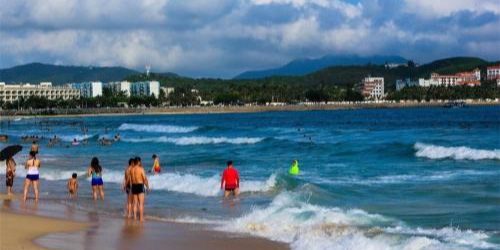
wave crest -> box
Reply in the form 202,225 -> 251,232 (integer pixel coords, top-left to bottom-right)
123,136 -> 264,145
414,143 -> 500,160
118,123 -> 198,133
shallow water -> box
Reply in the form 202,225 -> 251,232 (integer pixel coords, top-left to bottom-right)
1,106 -> 499,250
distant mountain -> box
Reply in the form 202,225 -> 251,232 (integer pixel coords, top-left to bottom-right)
234,55 -> 408,79
0,63 -> 140,85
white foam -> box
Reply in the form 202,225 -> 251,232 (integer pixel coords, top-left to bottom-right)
118,123 -> 198,133
123,136 -> 264,145
415,143 -> 500,161
58,134 -> 97,142
218,192 -> 497,250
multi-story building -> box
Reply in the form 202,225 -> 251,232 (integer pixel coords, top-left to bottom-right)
0,82 -> 80,103
360,77 -> 384,99
160,87 -> 174,96
487,65 -> 500,80
106,81 -> 131,96
130,81 -> 160,97
430,68 -> 480,86
69,81 -> 103,97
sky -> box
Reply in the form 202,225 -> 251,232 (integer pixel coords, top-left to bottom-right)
0,0 -> 499,78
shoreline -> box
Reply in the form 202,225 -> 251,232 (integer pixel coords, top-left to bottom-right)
0,194 -> 289,250
0,100 -> 498,119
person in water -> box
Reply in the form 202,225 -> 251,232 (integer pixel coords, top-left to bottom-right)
123,158 -> 134,218
23,151 -> 41,201
87,157 -> 104,200
130,157 -> 150,221
151,154 -> 161,175
5,156 -> 16,195
31,141 -> 39,155
289,160 -> 300,175
221,161 -> 240,198
72,138 -> 80,146
67,173 -> 78,199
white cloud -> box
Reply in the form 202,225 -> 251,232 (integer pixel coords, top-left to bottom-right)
404,0 -> 500,18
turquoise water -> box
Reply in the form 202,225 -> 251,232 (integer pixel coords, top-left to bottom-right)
1,106 -> 499,250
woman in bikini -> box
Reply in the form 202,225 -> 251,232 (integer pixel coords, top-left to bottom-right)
23,151 -> 41,201
87,157 -> 104,200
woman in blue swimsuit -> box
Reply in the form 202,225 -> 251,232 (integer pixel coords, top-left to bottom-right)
87,157 -> 104,200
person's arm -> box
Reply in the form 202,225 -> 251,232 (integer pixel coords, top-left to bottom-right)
87,167 -> 92,177
142,169 -> 150,192
236,170 -> 240,188
221,170 -> 225,189
67,180 -> 70,189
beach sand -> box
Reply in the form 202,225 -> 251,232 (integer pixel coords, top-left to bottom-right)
0,194 -> 288,250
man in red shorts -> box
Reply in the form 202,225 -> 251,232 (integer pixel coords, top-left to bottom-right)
220,161 -> 240,197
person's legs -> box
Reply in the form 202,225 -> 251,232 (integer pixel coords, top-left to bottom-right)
224,190 -> 231,198
92,186 -> 97,200
133,195 -> 138,220
127,194 -> 133,218
138,193 -> 145,221
23,179 -> 31,201
234,188 -> 239,197
33,180 -> 39,201
99,185 -> 104,200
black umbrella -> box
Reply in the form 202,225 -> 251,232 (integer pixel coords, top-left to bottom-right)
0,145 -> 23,161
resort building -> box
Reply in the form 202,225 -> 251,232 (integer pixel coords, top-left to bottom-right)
69,81 -> 103,97
487,65 -> 500,80
430,68 -> 480,86
106,81 -> 131,96
130,81 -> 160,97
0,82 -> 80,103
360,77 -> 384,99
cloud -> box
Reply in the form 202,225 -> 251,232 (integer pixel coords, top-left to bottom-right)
0,0 -> 498,78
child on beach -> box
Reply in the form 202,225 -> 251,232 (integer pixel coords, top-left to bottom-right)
67,173 -> 78,198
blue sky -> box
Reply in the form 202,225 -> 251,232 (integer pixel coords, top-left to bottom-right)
0,0 -> 499,78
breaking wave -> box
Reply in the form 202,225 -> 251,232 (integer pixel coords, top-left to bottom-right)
118,123 -> 198,133
218,192 -> 497,250
415,143 -> 500,160
123,136 -> 264,145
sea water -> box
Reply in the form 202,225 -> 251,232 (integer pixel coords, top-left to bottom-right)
1,106 -> 499,250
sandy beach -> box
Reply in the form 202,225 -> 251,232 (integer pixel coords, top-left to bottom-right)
0,100 -> 498,119
0,194 -> 288,250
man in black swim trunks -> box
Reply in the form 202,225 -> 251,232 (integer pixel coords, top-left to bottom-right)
130,157 -> 150,221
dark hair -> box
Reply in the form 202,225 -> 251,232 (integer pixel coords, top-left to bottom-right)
72,173 -> 77,178
227,161 -> 233,166
29,151 -> 36,157
33,141 -> 37,144
134,156 -> 141,165
152,154 -> 157,158
91,157 -> 102,173
128,158 -> 134,165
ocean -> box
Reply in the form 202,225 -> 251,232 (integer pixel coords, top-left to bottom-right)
1,106 -> 499,250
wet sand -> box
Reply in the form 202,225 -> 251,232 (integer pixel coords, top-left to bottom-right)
0,194 -> 288,250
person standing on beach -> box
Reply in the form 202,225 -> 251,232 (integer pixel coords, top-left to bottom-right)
123,158 -> 134,218
150,155 -> 161,175
5,157 -> 16,195
23,151 -> 41,201
130,157 -> 150,221
87,157 -> 104,200
31,141 -> 39,155
221,161 -> 240,198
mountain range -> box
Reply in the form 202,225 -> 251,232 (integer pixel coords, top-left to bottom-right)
233,55 -> 408,79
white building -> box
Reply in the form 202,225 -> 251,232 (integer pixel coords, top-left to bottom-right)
0,82 -> 80,103
69,81 -> 102,97
131,81 -> 160,97
107,81 -> 131,96
430,68 -> 480,86
487,65 -> 500,81
360,77 -> 384,100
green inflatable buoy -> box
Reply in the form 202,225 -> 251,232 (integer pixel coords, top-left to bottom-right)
289,160 -> 300,175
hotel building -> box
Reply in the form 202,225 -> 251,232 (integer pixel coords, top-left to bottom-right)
130,81 -> 160,97
360,77 -> 384,99
0,82 -> 80,103
68,81 -> 103,97
487,65 -> 500,80
106,81 -> 131,96
430,68 -> 480,86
